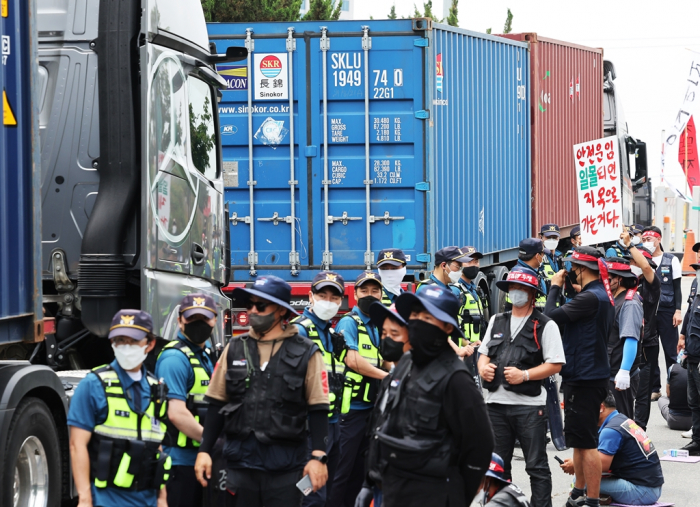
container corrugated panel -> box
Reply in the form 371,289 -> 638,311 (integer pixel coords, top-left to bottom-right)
0,0 -> 42,343
209,20 -> 531,281
501,33 -> 603,235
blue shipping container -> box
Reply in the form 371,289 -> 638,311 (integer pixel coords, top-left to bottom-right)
0,0 -> 42,343
208,19 -> 530,282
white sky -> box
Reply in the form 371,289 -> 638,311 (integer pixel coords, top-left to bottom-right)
351,0 -> 700,186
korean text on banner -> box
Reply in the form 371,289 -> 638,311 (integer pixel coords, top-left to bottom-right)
573,137 -> 622,245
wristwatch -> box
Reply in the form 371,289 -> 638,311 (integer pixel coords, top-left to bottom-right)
310,454 -> 328,464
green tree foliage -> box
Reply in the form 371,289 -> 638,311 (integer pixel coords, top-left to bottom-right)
485,28 -> 492,34
302,0 -> 342,21
412,0 -> 443,22
189,99 -> 215,175
201,0 -> 302,23
445,0 -> 458,26
388,4 -> 397,19
503,8 -> 513,34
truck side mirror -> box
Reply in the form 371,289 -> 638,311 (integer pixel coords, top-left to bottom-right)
632,140 -> 648,192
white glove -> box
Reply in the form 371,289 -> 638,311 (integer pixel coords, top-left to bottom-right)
615,369 -> 631,390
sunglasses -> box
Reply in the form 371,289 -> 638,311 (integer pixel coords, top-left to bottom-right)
244,300 -> 270,312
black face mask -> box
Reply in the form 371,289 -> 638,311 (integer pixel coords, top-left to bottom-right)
567,267 -> 580,287
462,266 -> 480,280
249,312 -> 279,336
408,320 -> 450,366
357,296 -> 378,315
184,320 -> 214,344
380,336 -> 405,362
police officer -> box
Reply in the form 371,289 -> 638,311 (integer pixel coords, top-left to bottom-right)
678,263 -> 700,456
194,276 -> 329,506
329,272 -> 388,507
560,393 -> 664,506
605,225 -> 635,258
376,248 -> 407,305
372,287 -> 494,506
68,310 -> 170,507
642,226 -> 682,400
505,239 -> 547,311
478,266 -> 565,507
292,271 -> 347,507
415,246 -> 472,299
545,247 -> 615,507
155,294 -> 216,507
605,258 -> 644,419
563,226 -> 582,296
478,453 -> 532,507
539,223 -> 563,282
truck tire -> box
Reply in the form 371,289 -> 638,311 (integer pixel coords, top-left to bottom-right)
2,397 -> 62,507
487,265 -> 510,314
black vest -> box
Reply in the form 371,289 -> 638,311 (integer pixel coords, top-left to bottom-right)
608,290 -> 642,377
604,413 -> 664,488
376,350 -> 466,478
491,483 -> 532,507
668,364 -> 690,413
222,334 -> 318,445
482,310 -> 549,397
657,252 -> 676,308
688,278 -> 698,305
638,274 -> 661,344
685,295 -> 700,362
560,281 -> 612,383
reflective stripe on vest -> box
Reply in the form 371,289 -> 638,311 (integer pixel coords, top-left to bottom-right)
158,340 -> 211,448
458,284 -> 483,344
342,313 -> 381,412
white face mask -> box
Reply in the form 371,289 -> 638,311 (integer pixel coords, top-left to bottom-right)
112,343 -> 148,371
509,289 -> 530,308
631,266 -> 643,277
632,236 -> 641,245
643,241 -> 655,252
379,267 -> 407,296
312,298 -> 340,321
447,267 -> 462,284
544,239 -> 559,252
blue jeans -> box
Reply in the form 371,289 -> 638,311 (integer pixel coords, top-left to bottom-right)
600,477 -> 661,505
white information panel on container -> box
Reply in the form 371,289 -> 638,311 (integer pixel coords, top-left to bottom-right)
253,53 -> 289,100
573,136 -> 622,245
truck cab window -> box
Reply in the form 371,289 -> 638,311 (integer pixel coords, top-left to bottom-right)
187,76 -> 218,181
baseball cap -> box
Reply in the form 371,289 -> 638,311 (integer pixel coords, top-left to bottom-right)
496,265 -> 543,294
434,246 -> 472,265
355,271 -> 382,288
377,249 -> 407,268
179,293 -> 217,320
460,246 -> 483,260
540,224 -> 561,238
485,453 -> 509,484
395,286 -> 464,339
518,238 -> 544,256
108,310 -> 154,341
570,225 -> 581,238
231,276 -> 299,317
312,271 -> 345,295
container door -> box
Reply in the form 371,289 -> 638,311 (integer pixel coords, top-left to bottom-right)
218,29 -> 307,278
312,28 -> 426,270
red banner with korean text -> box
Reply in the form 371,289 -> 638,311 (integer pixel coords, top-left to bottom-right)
573,137 -> 622,245
679,116 -> 700,189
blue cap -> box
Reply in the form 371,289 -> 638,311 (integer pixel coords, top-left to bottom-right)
108,310 -> 154,341
570,225 -> 581,238
377,248 -> 407,267
312,271 -> 345,295
460,246 -> 483,260
395,286 -> 464,339
434,246 -> 473,265
540,223 -> 560,237
231,276 -> 300,317
355,271 -> 382,288
179,293 -> 217,320
369,300 -> 408,327
633,224 -> 645,234
496,265 -> 543,294
485,453 -> 509,483
518,238 -> 544,256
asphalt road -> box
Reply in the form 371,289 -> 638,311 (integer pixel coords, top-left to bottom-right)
477,276 -> 696,507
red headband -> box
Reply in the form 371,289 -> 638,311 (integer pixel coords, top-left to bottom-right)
571,252 -> 615,305
506,271 -> 539,287
643,231 -> 661,240
607,262 -> 631,272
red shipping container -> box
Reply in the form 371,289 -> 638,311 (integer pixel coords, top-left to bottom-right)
500,33 -> 603,236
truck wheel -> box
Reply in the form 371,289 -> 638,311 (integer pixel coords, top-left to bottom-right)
2,397 -> 62,507
487,266 -> 509,313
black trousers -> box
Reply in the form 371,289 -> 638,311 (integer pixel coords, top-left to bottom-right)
634,344 -> 660,429
487,403 -> 552,507
167,465 -> 203,507
224,468 -> 303,507
328,409 -> 371,507
303,422 -> 341,507
654,309 -> 679,392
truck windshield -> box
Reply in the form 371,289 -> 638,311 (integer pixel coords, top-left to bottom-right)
188,76 -> 218,181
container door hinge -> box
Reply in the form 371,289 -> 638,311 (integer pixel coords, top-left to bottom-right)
416,253 -> 431,263
414,38 -> 429,47
415,182 -> 430,191
415,110 -> 430,119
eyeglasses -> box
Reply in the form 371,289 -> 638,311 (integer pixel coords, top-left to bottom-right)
244,300 -> 270,312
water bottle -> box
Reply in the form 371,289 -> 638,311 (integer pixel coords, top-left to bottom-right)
663,449 -> 690,458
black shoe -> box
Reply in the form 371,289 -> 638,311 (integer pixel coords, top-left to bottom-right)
681,441 -> 700,456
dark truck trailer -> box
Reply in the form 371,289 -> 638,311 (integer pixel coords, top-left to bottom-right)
0,0 -> 239,505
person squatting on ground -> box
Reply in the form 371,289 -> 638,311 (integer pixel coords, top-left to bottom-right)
478,453 -> 532,507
